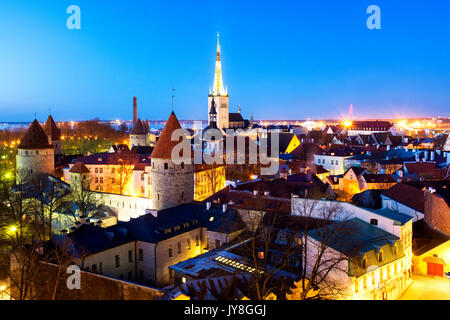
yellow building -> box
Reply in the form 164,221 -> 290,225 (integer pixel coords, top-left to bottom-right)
194,164 -> 226,201
412,219 -> 450,277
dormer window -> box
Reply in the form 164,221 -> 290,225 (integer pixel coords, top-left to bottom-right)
370,219 -> 378,226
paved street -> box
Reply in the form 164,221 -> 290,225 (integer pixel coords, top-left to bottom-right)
400,275 -> 450,300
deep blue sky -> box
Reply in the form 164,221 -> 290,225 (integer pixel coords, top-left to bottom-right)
0,0 -> 449,122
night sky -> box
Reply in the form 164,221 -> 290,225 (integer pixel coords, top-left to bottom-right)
0,0 -> 449,122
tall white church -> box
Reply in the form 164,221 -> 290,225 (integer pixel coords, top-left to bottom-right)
208,33 -> 229,131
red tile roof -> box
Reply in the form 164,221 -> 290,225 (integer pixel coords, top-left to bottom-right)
130,118 -> 148,135
382,183 -> 425,213
69,162 -> 91,174
18,119 -> 53,149
44,115 -> 61,141
151,112 -> 187,159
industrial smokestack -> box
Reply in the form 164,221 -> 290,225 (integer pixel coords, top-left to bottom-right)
133,97 -> 137,125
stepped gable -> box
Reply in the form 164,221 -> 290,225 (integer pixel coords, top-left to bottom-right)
18,119 -> 53,149
69,162 -> 91,174
130,118 -> 147,135
151,112 -> 190,159
44,115 -> 61,140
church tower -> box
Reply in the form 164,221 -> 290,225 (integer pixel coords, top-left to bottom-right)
16,119 -> 55,183
208,33 -> 229,131
150,112 -> 194,211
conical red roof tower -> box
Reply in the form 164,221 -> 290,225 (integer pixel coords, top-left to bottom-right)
151,112 -> 187,159
18,119 -> 53,149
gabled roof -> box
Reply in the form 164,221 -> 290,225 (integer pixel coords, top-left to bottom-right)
413,219 -> 450,256
229,113 -> 244,122
361,174 -> 395,184
69,162 -> 91,174
130,118 -> 148,135
44,115 -> 61,141
18,119 -> 53,149
151,112 -> 186,159
345,166 -> 369,178
382,183 -> 425,213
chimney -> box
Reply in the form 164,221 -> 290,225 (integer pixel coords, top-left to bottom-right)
133,97 -> 137,125
206,202 -> 212,210
222,204 -> 227,212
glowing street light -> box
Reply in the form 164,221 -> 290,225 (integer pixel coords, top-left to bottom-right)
343,120 -> 353,127
9,226 -> 17,233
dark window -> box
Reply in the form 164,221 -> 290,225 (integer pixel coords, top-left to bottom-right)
215,240 -> 221,249
119,274 -> 123,280
100,168 -> 103,173
139,249 -> 144,261
128,272 -> 132,281
92,264 -> 97,273
370,219 -> 378,226
181,162 -> 184,169
164,163 -> 168,170
168,246 -> 173,257
378,252 -> 383,263
187,239 -> 191,250
115,255 -> 120,267
99,262 -> 103,274
128,250 -> 133,263
139,270 -> 144,281
95,168 -> 98,173
177,241 -> 182,254
362,259 -> 367,269
169,268 -> 174,280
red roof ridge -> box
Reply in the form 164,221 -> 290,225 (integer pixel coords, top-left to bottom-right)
44,115 -> 61,141
151,112 -> 188,159
18,119 -> 53,149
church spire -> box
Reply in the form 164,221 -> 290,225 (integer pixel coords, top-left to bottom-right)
212,32 -> 227,96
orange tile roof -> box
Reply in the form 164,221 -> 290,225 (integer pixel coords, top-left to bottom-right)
151,112 -> 189,159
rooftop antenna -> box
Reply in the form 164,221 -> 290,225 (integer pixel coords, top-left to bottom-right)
171,86 -> 176,112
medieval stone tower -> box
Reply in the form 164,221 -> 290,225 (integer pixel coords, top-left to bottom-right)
150,112 -> 194,211
44,115 -> 62,155
130,118 -> 150,148
16,119 -> 55,183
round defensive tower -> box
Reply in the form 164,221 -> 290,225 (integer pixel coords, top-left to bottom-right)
16,119 -> 55,183
150,112 -> 194,211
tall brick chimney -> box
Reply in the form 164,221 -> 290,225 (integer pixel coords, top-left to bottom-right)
133,97 -> 137,125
